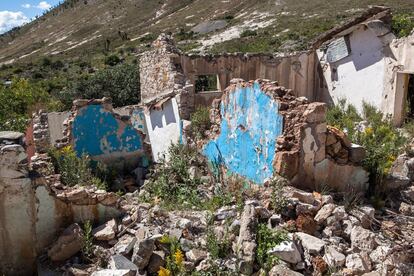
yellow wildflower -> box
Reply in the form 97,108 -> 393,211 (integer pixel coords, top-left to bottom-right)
364,127 -> 373,136
158,267 -> 171,276
61,145 -> 73,154
174,249 -> 184,267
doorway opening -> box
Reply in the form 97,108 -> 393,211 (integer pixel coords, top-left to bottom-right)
406,74 -> 414,120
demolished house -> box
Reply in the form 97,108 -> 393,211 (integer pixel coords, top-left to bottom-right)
2,6 -> 414,275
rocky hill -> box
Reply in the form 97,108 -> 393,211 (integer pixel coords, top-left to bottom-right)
0,0 -> 413,65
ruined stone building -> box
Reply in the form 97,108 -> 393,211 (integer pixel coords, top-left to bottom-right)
140,6 -> 414,126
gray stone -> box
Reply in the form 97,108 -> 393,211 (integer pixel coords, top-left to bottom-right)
147,251 -> 166,275
176,218 -> 192,229
215,206 -> 237,220
191,20 -> 228,34
351,206 -> 375,229
185,249 -> 208,263
114,235 -> 137,255
292,190 -> 315,204
48,223 -> 83,262
295,232 -> 325,254
268,241 -> 302,264
236,204 -> 257,275
350,226 -> 377,251
369,245 -> 391,264
314,203 -> 336,224
132,239 -> 155,269
323,246 -> 346,267
349,144 -> 366,163
0,131 -> 24,142
109,255 -> 139,271
346,253 -> 372,274
269,264 -> 304,275
91,270 -> 134,276
93,219 -> 117,241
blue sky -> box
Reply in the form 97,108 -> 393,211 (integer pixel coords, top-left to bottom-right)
0,0 -> 61,34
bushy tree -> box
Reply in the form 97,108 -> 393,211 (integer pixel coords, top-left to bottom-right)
59,63 -> 140,109
0,79 -> 56,132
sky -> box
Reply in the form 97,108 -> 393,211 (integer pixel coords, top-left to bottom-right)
0,0 -> 61,34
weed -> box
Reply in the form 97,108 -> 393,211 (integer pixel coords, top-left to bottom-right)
206,227 -> 232,260
240,30 -> 258,38
82,220 -> 93,258
158,235 -> 184,275
270,176 -> 288,214
189,106 -> 211,140
49,146 -> 94,187
327,100 -> 406,195
392,13 -> 414,38
256,224 -> 288,272
145,143 -> 202,208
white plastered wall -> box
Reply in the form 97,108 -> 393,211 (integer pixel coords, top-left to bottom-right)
144,97 -> 182,162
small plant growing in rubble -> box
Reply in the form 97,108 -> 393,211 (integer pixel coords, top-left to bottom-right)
49,146 -> 93,187
158,235 -> 184,275
189,106 -> 211,140
145,143 -> 202,209
206,225 -> 232,260
327,100 -> 406,195
392,13 -> 414,38
82,220 -> 94,259
256,224 -> 288,272
270,176 -> 288,214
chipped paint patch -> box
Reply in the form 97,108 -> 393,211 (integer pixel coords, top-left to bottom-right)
204,82 -> 283,184
72,105 -> 143,157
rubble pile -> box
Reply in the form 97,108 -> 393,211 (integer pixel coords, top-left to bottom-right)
42,176 -> 414,276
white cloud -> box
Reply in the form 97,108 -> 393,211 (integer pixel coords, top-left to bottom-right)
36,1 -> 52,10
21,4 -> 32,9
0,11 -> 29,34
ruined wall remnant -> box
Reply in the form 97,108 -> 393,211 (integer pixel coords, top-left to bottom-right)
140,34 -> 194,120
0,132 -> 36,275
144,96 -> 183,162
68,98 -> 150,169
204,79 -> 369,192
0,131 -> 125,275
204,80 -> 284,183
139,34 -> 321,120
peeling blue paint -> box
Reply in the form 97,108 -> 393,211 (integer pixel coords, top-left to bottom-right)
73,105 -> 143,157
203,82 -> 283,184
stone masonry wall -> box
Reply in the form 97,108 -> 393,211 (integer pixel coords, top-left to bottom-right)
204,79 -> 368,192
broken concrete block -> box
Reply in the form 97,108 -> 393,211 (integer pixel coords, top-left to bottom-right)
93,219 -> 117,241
295,232 -> 325,254
48,223 -> 83,262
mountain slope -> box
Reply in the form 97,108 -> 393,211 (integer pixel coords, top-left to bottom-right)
0,0 -> 413,64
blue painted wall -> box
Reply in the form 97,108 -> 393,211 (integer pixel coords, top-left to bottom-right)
73,105 -> 143,157
203,82 -> 284,184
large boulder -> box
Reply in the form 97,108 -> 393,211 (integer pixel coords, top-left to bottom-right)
92,219 -> 117,241
48,223 -> 83,262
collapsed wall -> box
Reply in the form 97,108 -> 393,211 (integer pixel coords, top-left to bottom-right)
203,79 -> 368,192
139,34 -> 323,119
0,131 -> 125,275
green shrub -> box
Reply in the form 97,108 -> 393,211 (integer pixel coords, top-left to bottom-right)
256,224 -> 288,271
104,54 -> 121,66
392,13 -> 414,38
270,176 -> 288,213
240,30 -> 258,38
82,220 -> 93,258
189,106 -> 211,140
327,101 -> 406,192
49,146 -> 94,187
144,144 -> 202,208
206,226 -> 232,260
0,78 -> 56,132
59,63 -> 140,109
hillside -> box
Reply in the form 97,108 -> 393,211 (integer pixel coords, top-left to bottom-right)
0,0 -> 414,65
